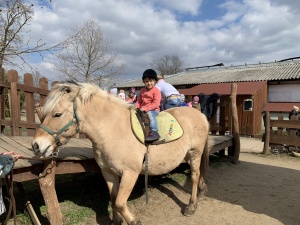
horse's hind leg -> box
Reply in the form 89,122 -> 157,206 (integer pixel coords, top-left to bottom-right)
184,148 -> 201,216
198,176 -> 208,200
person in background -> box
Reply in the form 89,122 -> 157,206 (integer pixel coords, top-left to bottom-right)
188,96 -> 199,107
109,88 -> 118,96
180,94 -> 188,106
288,105 -> 299,119
118,89 -> 126,100
288,105 -> 300,137
126,87 -> 137,103
136,69 -> 161,142
156,74 -> 181,110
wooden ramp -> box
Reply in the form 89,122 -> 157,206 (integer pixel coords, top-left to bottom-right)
0,134 -> 234,182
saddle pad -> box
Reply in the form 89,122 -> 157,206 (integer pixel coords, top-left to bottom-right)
130,109 -> 183,144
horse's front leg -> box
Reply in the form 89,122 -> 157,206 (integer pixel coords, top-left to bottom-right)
101,169 -> 123,225
184,149 -> 201,216
115,171 -> 141,225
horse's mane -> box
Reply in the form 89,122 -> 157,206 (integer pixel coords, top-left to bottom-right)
42,81 -> 135,118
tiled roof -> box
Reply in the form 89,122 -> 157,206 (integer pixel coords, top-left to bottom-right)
116,61 -> 300,88
179,81 -> 267,96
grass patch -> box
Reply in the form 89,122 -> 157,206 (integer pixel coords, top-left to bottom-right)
61,201 -> 94,225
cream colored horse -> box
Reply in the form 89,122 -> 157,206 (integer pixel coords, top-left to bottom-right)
32,82 -> 210,225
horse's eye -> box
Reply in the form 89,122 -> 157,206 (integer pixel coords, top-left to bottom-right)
54,113 -> 62,118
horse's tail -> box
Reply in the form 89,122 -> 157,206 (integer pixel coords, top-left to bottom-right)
200,133 -> 209,178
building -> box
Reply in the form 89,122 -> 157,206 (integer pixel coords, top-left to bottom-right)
116,60 -> 300,136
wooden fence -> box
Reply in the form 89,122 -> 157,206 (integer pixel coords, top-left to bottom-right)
0,69 -> 51,136
263,111 -> 300,154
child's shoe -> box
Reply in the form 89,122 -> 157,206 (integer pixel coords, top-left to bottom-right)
146,131 -> 160,142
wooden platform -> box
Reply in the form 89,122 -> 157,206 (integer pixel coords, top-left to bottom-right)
0,134 -> 233,183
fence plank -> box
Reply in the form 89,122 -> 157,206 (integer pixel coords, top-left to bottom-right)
8,70 -> 21,135
39,77 -> 48,107
24,73 -> 36,136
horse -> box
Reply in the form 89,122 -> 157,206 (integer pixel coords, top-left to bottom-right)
31,81 -> 210,225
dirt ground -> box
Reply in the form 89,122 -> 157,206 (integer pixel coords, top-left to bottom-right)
94,151 -> 300,225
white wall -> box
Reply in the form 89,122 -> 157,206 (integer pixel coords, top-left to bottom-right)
269,84 -> 300,102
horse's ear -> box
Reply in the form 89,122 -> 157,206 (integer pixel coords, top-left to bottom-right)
62,86 -> 72,93
59,84 -> 80,102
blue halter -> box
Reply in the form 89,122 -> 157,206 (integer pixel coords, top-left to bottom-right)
40,102 -> 81,146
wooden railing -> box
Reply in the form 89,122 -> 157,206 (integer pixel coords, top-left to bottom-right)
0,69 -> 52,136
263,111 -> 300,154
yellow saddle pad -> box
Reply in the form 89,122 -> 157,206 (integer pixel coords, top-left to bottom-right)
131,109 -> 183,145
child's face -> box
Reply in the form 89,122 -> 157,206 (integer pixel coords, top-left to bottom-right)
143,77 -> 157,90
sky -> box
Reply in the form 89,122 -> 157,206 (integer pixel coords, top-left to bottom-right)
6,0 -> 300,83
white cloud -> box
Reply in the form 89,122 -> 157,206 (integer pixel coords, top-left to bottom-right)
157,0 -> 203,15
6,0 -> 300,83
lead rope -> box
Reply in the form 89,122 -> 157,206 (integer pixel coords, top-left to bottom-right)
4,171 -> 16,225
145,144 -> 149,204
138,109 -> 150,204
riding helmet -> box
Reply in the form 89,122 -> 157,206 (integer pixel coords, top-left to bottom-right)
142,69 -> 158,81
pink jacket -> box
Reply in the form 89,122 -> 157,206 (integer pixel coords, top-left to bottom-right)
135,86 -> 161,112
126,95 -> 136,103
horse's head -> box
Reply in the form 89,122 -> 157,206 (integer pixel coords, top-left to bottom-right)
32,82 -> 82,158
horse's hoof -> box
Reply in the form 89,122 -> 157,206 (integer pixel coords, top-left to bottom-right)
111,219 -> 123,225
197,192 -> 206,201
184,205 -> 197,216
135,219 -> 142,225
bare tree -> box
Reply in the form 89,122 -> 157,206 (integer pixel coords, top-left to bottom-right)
151,54 -> 184,75
0,0 -> 61,71
54,19 -> 125,86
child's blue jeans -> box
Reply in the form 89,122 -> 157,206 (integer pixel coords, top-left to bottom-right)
146,110 -> 159,132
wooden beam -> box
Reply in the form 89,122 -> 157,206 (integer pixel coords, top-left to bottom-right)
230,83 -> 240,164
38,159 -> 63,225
12,159 -> 100,182
209,139 -> 233,154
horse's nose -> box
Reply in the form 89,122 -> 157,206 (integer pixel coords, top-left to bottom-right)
32,142 -> 40,154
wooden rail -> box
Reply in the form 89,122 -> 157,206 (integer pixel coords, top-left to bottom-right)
263,111 -> 300,154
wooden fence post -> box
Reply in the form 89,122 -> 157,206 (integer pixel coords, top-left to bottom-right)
38,159 -> 63,225
263,111 -> 270,154
230,83 -> 240,164
8,70 -> 21,135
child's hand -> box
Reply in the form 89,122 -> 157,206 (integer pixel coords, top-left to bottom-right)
1,151 -> 23,162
